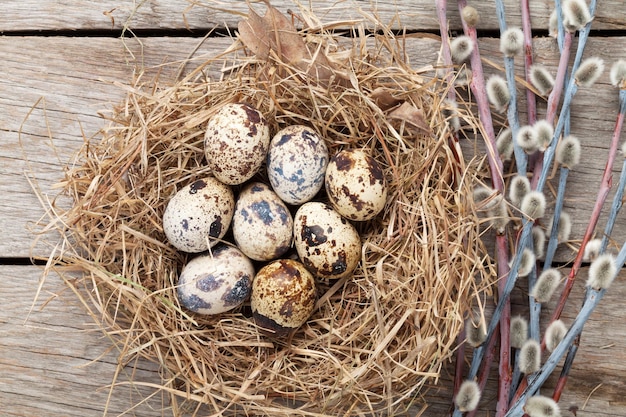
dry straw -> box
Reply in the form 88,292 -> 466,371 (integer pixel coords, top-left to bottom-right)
40,3 -> 493,416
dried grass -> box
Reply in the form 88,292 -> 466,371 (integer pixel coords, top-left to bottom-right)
41,3 -> 494,416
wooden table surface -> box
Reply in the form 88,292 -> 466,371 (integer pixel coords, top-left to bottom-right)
2,1 -> 626,416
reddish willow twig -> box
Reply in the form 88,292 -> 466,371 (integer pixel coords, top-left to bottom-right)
450,2 -> 511,417
529,31 -> 573,190
493,238 -> 512,417
455,1 -> 504,192
550,90 -> 626,322
552,120 -> 626,400
520,0 -> 537,126
435,0 -> 457,103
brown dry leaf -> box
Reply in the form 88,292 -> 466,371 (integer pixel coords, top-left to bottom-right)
370,87 -> 404,111
237,7 -> 272,59
264,5 -> 308,64
388,101 -> 431,133
237,3 -> 338,84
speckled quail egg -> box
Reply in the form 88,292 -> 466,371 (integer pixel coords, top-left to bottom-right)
267,125 -> 329,205
232,182 -> 293,261
177,245 -> 254,315
162,177 -> 235,253
325,148 -> 388,221
293,202 -> 361,280
250,259 -> 317,337
204,103 -> 270,185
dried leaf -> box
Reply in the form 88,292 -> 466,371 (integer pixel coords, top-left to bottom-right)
237,8 -> 272,60
388,101 -> 431,133
370,87 -> 404,111
237,4 -> 340,85
264,5 -> 308,64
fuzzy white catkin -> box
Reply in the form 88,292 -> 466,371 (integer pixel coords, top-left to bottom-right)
530,64 -> 555,96
511,248 -> 536,278
556,135 -> 582,168
510,316 -> 529,349
450,36 -> 474,64
533,226 -> 546,259
610,59 -> 626,88
531,268 -> 561,303
489,200 -> 510,234
465,319 -> 487,347
587,253 -> 617,290
455,66 -> 473,87
496,128 -> 514,161
500,27 -> 524,57
486,75 -> 511,113
455,380 -> 481,412
548,9 -> 558,38
557,211 -> 572,242
546,211 -> 572,243
509,175 -> 531,207
563,0 -> 592,32
519,339 -> 541,374
622,140 -> 626,158
473,186 -> 500,211
583,239 -> 603,262
516,125 -> 540,154
461,5 -> 480,27
545,320 -> 568,352
524,395 -> 562,417
575,57 -> 605,87
534,120 -> 554,151
443,99 -> 461,132
520,191 -> 546,219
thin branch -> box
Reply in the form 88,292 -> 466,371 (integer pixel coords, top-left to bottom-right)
507,242 -> 626,417
550,89 -> 626,322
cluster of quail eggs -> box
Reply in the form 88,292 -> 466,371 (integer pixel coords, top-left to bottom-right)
162,103 -> 388,337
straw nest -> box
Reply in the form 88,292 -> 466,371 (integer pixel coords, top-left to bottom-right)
44,3 -> 494,416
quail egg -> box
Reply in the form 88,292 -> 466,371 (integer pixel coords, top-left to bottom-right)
232,182 -> 293,261
177,245 -> 254,315
267,125 -> 329,205
251,259 -> 317,337
204,103 -> 270,185
162,177 -> 235,253
293,202 -> 361,280
325,148 -> 388,221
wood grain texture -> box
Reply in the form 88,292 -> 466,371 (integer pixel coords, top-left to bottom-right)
1,0 -> 625,32
2,265 -> 625,416
3,34 -> 626,260
0,266 -> 165,417
0,36 -> 229,258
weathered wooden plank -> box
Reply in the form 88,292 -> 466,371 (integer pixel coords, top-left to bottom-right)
0,36 -> 231,259
3,34 -> 626,260
0,265 -> 165,417
3,264 -> 625,416
2,0 -> 625,32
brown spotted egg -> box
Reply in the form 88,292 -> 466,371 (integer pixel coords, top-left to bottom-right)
325,149 -> 388,221
177,245 -> 254,315
204,103 -> 270,185
267,125 -> 329,205
251,259 -> 317,337
293,202 -> 361,280
162,177 -> 235,253
232,182 -> 293,261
